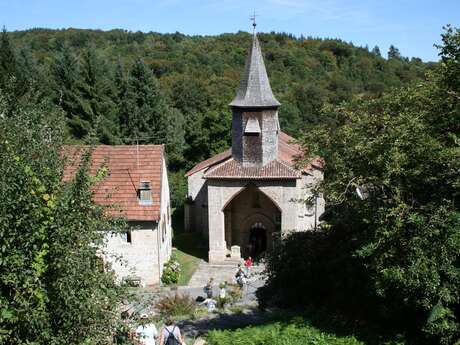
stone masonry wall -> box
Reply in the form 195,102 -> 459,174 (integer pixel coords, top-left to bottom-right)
186,170 -> 208,235
103,221 -> 160,286
207,179 -> 299,263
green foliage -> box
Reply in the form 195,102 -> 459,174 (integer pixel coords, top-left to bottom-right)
0,85 -> 127,344
161,257 -> 181,285
5,28 -> 431,172
207,318 -> 364,345
168,170 -> 187,212
155,293 -> 196,317
227,284 -> 243,305
261,26 -> 460,344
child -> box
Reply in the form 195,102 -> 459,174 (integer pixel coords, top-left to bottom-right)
244,256 -> 253,276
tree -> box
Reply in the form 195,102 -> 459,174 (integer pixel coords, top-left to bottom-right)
371,45 -> 381,57
262,27 -> 460,344
387,44 -> 402,60
78,46 -> 120,144
0,27 -> 17,89
50,43 -> 89,138
0,86 -> 127,344
117,58 -> 185,166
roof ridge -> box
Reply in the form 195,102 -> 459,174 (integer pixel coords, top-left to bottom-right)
275,158 -> 301,176
203,156 -> 234,177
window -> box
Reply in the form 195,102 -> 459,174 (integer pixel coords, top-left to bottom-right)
138,181 -> 152,205
121,231 -> 132,243
167,203 -> 170,224
162,221 -> 166,243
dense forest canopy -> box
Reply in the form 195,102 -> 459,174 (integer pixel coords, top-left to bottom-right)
4,28 -> 434,171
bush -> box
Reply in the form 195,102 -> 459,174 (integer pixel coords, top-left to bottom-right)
207,318 -> 364,345
258,229 -> 376,313
227,284 -> 243,305
155,293 -> 196,317
161,258 -> 181,285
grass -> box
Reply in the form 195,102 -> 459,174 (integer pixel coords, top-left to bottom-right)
172,231 -> 208,285
173,248 -> 199,286
206,310 -> 408,345
173,231 -> 208,260
207,318 -> 365,345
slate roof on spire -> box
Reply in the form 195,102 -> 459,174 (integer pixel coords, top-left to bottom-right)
229,33 -> 281,108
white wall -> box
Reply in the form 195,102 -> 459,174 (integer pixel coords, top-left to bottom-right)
103,223 -> 160,286
158,157 -> 172,279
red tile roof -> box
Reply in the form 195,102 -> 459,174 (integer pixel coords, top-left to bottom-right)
204,158 -> 301,179
185,149 -> 232,177
185,131 -> 322,179
63,145 -> 164,221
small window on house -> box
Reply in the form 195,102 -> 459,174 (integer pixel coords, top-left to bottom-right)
138,181 -> 153,205
162,221 -> 166,243
121,231 -> 132,243
167,203 -> 170,224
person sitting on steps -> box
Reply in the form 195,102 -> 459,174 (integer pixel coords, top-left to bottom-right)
235,264 -> 247,288
203,277 -> 214,298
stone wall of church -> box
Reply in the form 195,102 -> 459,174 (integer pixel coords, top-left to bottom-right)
185,170 -> 208,235
224,186 -> 280,256
207,179 -> 301,262
187,168 -> 324,263
260,109 -> 279,165
295,169 -> 325,230
231,108 -> 279,166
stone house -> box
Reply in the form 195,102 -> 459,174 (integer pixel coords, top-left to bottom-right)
185,32 -> 325,263
64,145 -> 172,286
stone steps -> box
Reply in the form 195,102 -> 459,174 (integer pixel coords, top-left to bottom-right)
187,259 -> 264,288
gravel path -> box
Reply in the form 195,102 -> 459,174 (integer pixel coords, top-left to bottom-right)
179,308 -> 270,340
125,262 -> 267,343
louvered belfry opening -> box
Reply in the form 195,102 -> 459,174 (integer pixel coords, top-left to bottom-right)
230,32 -> 281,167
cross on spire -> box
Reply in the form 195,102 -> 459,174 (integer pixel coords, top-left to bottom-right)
250,11 -> 257,33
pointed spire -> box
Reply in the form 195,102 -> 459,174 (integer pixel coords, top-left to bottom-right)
229,32 -> 280,108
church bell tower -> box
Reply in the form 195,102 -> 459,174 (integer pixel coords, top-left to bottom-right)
229,27 -> 281,167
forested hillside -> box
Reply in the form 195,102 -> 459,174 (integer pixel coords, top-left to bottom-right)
0,28 -> 434,208
4,29 -> 433,166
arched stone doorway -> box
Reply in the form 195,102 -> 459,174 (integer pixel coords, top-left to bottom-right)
223,185 -> 281,258
249,222 -> 267,258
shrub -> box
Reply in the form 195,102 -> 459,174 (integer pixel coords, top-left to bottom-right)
155,293 -> 196,317
227,284 -> 243,305
207,318 -> 364,345
161,258 -> 181,285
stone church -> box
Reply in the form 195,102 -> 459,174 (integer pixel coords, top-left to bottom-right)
185,31 -> 324,263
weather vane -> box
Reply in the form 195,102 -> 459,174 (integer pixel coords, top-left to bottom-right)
250,11 -> 257,33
